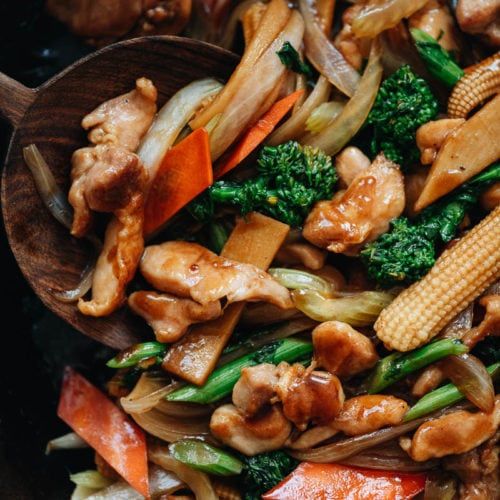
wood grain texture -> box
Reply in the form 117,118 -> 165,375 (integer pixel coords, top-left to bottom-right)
1,36 -> 238,349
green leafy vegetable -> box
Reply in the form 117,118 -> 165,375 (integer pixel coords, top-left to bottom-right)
189,141 -> 337,227
361,163 -> 500,286
365,65 -> 439,166
277,42 -> 314,79
410,28 -> 464,87
367,339 -> 468,394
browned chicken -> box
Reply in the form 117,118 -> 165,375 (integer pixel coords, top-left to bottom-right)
210,404 -> 292,456
69,144 -> 146,237
409,0 -> 463,54
82,78 -> 157,152
78,196 -> 144,316
275,362 -> 345,430
303,154 -> 405,255
128,291 -> 222,342
400,397 -> 500,461
445,430 -> 500,500
333,395 -> 408,436
335,146 -> 371,188
456,0 -> 500,46
416,118 -> 465,165
275,242 -> 327,270
140,241 -> 293,308
333,4 -> 371,71
312,321 -> 379,377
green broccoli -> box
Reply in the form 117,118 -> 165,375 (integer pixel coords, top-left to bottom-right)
189,141 -> 337,227
239,450 -> 299,500
366,65 -> 439,166
361,163 -> 500,287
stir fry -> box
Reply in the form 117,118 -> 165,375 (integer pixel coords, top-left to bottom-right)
28,0 -> 500,498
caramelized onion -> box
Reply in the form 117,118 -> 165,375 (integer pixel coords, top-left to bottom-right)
299,0 -> 359,97
441,354 -> 495,412
269,268 -> 336,296
423,474 -> 457,500
51,258 -> 95,303
149,444 -> 218,500
219,0 -> 261,49
46,432 -> 88,454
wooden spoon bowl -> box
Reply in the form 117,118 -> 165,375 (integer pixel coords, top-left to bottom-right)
1,36 -> 237,349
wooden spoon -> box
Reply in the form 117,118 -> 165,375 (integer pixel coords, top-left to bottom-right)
1,36 -> 237,349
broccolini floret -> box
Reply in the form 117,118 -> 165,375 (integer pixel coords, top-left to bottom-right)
361,163 -> 500,287
366,65 -> 439,166
239,450 -> 299,500
189,141 -> 337,227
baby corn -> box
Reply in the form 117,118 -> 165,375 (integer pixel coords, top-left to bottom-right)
375,205 -> 500,351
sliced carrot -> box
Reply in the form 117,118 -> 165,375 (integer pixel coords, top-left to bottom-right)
216,89 -> 305,178
57,368 -> 149,497
263,462 -> 426,500
144,128 -> 213,236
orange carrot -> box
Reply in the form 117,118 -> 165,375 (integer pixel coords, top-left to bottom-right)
216,89 -> 305,178
263,463 -> 426,500
144,128 -> 213,236
57,368 -> 149,497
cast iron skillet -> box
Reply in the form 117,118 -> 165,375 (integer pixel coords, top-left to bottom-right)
1,36 -> 238,349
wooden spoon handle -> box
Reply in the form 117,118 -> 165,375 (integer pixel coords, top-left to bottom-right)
0,72 -> 36,128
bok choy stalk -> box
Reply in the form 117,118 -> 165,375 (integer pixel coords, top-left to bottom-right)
269,268 -> 336,296
367,339 -> 468,393
404,362 -> 500,421
107,342 -> 167,369
167,338 -> 312,404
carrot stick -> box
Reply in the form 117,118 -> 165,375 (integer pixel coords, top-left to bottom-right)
162,212 -> 290,385
144,128 -> 212,236
216,89 -> 305,178
57,368 -> 149,497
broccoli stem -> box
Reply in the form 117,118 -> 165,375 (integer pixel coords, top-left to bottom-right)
166,338 -> 312,404
410,28 -> 464,87
106,342 -> 167,369
403,362 -> 500,421
208,221 -> 229,254
169,440 -> 243,476
367,339 -> 468,394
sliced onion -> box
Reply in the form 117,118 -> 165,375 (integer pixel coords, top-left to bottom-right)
305,100 -> 345,134
351,0 -> 429,39
51,258 -> 95,302
241,302 -> 304,327
23,144 -> 73,229
299,0 -> 359,97
269,268 -> 337,296
441,303 -> 474,339
46,432 -> 88,454
423,474 -> 457,500
290,403 -> 469,463
303,37 -> 383,155
268,76 -> 331,145
86,465 -> 185,500
288,425 -> 338,450
209,11 -> 304,159
218,0 -> 261,49
292,289 -> 393,326
137,78 -> 223,183
149,444 -> 218,500
441,354 -> 495,412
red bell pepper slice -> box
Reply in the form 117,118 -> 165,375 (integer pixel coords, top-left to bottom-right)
263,462 -> 426,500
57,367 -> 149,497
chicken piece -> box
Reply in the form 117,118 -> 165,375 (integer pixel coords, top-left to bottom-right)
335,146 -> 371,188
287,425 -> 339,450
128,291 -> 222,343
416,118 -> 465,165
82,78 -> 157,152
409,0 -> 462,54
312,321 -> 379,377
303,154 -> 405,255
412,365 -> 444,397
209,404 -> 292,456
274,242 -> 327,270
78,196 -> 144,316
333,395 -> 408,436
462,294 -> 500,347
444,430 -> 499,500
456,0 -> 500,46
404,170 -> 428,217
333,5 -> 371,71
69,144 -> 147,237
275,363 -> 345,430
400,397 -> 500,462
481,182 -> 500,211
232,363 -> 280,417
140,241 -> 293,309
